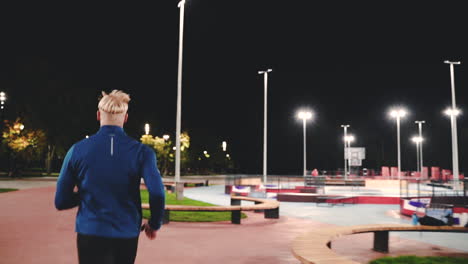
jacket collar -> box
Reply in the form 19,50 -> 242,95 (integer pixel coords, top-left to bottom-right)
97,125 -> 126,135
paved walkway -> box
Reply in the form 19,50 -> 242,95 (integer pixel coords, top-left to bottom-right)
1,184 -> 467,263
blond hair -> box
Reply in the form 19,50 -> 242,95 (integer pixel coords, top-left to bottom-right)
98,90 -> 131,114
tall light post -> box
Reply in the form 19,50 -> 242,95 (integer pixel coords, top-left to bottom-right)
258,69 -> 272,183
411,136 -> 423,174
222,141 -> 227,152
389,108 -> 407,180
0,91 -> 6,110
444,60 -> 461,188
444,108 -> 461,185
173,0 -> 186,199
297,111 -> 313,176
415,121 -> 425,174
0,92 -> 6,130
344,135 -> 355,177
341,125 -> 350,179
175,0 -> 186,192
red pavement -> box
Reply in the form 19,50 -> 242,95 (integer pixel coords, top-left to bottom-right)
1,187 -> 467,264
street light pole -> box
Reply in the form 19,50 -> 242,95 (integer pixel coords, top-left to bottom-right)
444,60 -> 461,188
258,69 -> 272,183
344,135 -> 355,177
298,111 -> 313,176
341,125 -> 349,179
0,92 -> 6,132
390,108 -> 407,180
411,136 -> 423,173
397,115 -> 401,180
175,0 -> 186,199
415,121 -> 425,175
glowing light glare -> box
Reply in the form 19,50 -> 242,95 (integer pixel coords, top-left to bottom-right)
144,123 -> 150,135
222,141 -> 227,151
203,151 -> 208,155
163,135 -> 170,140
226,154 -> 230,158
411,136 -> 423,143
19,124 -> 25,130
389,108 -> 407,118
297,111 -> 313,120
173,147 -> 177,150
344,135 -> 355,143
444,108 -> 461,117
85,135 -> 89,139
0,92 -> 6,102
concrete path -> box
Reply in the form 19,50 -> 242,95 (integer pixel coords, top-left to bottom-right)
1,186 -> 467,263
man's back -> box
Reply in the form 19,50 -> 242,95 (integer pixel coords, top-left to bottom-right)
55,125 -> 165,238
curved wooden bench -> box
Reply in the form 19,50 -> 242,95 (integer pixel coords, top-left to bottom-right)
291,224 -> 468,264
142,196 -> 279,224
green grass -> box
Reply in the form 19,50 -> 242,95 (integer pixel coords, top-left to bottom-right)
369,256 -> 468,264
141,190 -> 247,222
0,188 -> 18,193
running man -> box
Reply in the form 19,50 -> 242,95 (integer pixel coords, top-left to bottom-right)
55,90 -> 165,264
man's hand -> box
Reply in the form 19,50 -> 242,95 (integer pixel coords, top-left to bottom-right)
141,222 -> 157,240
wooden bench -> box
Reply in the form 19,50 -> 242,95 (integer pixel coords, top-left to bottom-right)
316,196 -> 356,207
161,181 -> 208,192
142,196 -> 279,224
291,224 -> 468,264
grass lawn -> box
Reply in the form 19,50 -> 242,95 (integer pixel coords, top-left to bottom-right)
141,190 -> 247,222
370,255 -> 468,264
0,188 -> 18,193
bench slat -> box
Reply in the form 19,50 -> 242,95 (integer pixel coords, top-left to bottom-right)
292,224 -> 468,264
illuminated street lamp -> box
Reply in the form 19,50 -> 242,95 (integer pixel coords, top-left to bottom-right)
222,141 -> 227,152
344,135 -> 355,176
175,0 -> 186,188
341,125 -> 350,179
389,108 -> 407,180
0,91 -> 6,110
297,110 -> 313,176
144,123 -> 150,135
444,60 -> 461,188
444,106 -> 461,186
0,92 -> 5,131
258,68 -> 272,183
163,135 -> 170,141
411,136 -> 424,173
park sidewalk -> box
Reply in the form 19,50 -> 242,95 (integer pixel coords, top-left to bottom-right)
1,186 -> 467,263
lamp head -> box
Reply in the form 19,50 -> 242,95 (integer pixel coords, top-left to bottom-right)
297,111 -> 313,120
444,108 -> 461,117
389,108 -> 407,118
444,60 -> 461,65
344,135 -> 355,143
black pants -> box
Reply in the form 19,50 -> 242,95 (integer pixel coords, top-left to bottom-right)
77,233 -> 139,264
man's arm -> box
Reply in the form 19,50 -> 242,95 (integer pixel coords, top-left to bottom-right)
55,145 -> 79,210
141,147 -> 166,231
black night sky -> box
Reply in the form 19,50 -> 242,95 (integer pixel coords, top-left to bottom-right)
1,1 -> 467,175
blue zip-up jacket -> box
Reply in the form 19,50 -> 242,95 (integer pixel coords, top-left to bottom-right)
55,125 -> 165,238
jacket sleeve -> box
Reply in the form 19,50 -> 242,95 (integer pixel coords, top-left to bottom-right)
55,145 -> 80,210
141,147 -> 166,230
